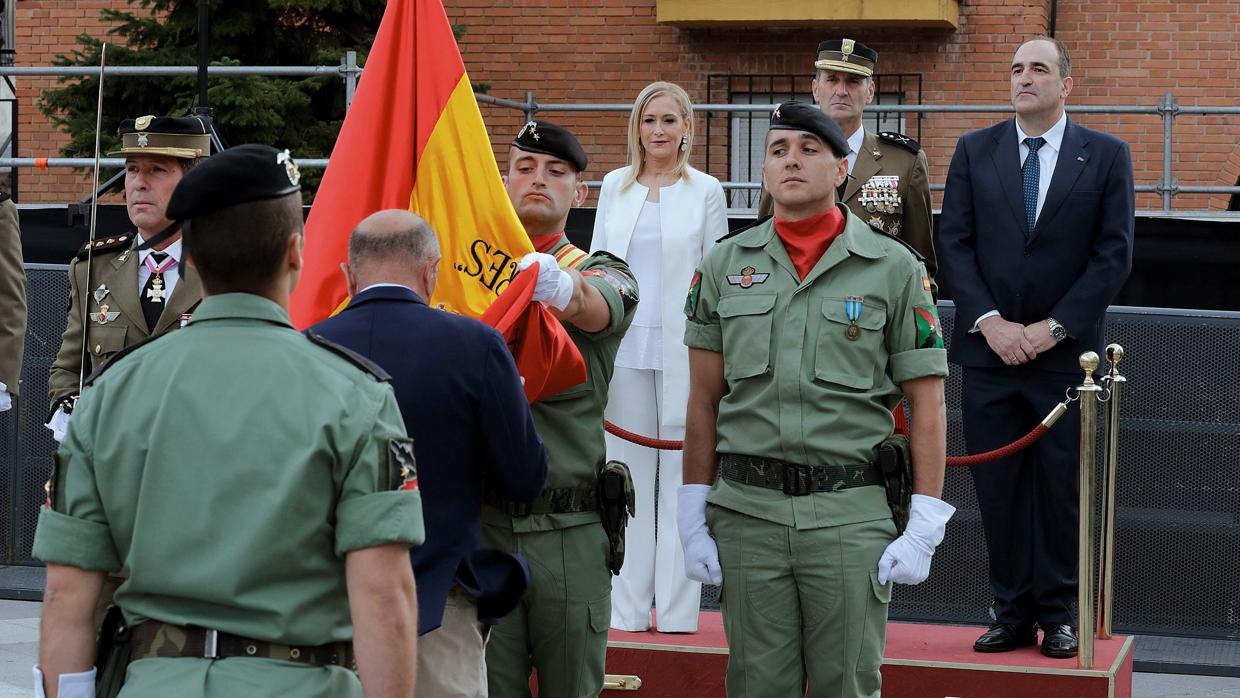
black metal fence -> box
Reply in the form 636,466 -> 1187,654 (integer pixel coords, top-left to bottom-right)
3,265 -> 1239,641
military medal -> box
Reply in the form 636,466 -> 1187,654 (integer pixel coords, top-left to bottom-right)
144,253 -> 176,303
844,295 -> 864,340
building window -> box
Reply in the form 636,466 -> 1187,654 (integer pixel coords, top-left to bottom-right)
706,73 -> 922,210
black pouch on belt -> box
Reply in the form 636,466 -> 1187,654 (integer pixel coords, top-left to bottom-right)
879,435 -> 913,535
597,460 -> 636,575
95,605 -> 132,698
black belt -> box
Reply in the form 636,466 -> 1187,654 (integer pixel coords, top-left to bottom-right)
485,486 -> 598,517
719,453 -> 882,496
130,621 -> 354,668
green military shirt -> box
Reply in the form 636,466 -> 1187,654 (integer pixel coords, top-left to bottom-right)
484,235 -> 638,533
684,206 -> 948,530
33,293 -> 425,646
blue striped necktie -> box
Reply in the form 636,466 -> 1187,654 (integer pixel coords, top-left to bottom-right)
1022,136 -> 1045,235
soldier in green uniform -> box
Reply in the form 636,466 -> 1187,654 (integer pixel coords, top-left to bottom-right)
47,115 -> 210,430
0,190 -> 24,413
758,38 -> 937,294
485,121 -> 638,698
32,145 -> 424,698
679,103 -> 954,697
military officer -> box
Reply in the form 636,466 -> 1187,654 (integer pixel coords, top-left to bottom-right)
758,38 -> 937,294
680,103 -> 954,697
485,120 -> 639,697
32,144 -> 424,698
0,190 -> 24,413
47,114 -> 210,427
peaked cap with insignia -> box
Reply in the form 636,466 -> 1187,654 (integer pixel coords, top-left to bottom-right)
769,101 -> 850,158
512,120 -> 588,173
108,114 -> 213,160
815,38 -> 878,78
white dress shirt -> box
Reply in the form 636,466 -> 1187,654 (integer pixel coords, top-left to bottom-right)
972,112 -> 1068,331
845,125 -> 866,175
137,238 -> 183,300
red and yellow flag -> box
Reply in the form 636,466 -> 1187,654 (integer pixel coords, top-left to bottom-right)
290,0 -> 533,327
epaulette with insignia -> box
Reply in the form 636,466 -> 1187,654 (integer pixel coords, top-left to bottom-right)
718,216 -> 772,243
75,234 -> 134,261
878,132 -> 921,154
303,330 -> 392,382
82,332 -> 166,389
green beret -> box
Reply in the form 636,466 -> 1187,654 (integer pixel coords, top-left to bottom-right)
108,114 -> 212,160
166,144 -> 300,221
512,120 -> 588,172
815,38 -> 878,77
768,102 -> 850,158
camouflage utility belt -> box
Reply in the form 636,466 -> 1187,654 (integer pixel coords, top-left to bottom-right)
485,486 -> 599,517
130,621 -> 355,669
719,453 -> 882,496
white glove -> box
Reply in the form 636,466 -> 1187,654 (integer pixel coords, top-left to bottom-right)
878,494 -> 956,585
677,484 -> 723,585
33,665 -> 97,698
47,406 -> 72,443
517,252 -> 574,311
0,381 -> 10,412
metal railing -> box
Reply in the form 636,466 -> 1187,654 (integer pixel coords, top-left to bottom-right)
2,61 -> 1239,213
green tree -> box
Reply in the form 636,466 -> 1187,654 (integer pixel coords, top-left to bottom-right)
40,0 -> 390,194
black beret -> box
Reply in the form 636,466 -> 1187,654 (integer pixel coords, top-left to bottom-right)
768,102 -> 850,158
512,120 -> 588,172
815,38 -> 878,77
166,144 -> 301,221
108,114 -> 213,159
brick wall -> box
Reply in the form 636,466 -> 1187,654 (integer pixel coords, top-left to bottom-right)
446,0 -> 1240,211
8,1 -> 136,202
7,0 -> 1239,209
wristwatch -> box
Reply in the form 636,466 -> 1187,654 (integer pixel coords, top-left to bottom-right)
1046,317 -> 1068,342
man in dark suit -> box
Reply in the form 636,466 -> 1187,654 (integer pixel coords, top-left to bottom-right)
936,36 -> 1134,659
310,209 -> 548,697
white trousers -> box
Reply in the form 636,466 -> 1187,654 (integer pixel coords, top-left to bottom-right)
604,366 -> 701,632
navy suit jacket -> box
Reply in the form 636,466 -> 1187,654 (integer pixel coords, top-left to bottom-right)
936,117 -> 1135,374
311,285 -> 548,634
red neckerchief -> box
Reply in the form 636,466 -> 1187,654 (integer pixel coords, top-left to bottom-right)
529,232 -> 563,254
773,206 -> 847,280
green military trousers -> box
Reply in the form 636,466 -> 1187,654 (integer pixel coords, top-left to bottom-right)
707,505 -> 896,698
118,657 -> 361,697
483,521 -> 612,698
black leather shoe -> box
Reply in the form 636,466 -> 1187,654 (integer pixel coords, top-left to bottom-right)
1041,625 -> 1078,658
973,623 -> 1038,652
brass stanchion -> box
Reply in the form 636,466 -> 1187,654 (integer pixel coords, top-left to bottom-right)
1076,351 -> 1102,669
1096,344 -> 1125,640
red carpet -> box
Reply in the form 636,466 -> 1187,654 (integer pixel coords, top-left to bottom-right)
603,612 -> 1133,697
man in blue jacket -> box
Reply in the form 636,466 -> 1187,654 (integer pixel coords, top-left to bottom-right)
311,209 -> 548,696
936,36 -> 1133,659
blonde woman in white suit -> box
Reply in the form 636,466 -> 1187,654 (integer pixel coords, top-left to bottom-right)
591,81 -> 729,632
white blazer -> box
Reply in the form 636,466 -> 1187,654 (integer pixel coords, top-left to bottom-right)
590,164 -> 729,428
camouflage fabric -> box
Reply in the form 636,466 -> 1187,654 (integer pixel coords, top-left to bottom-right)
485,486 -> 598,517
720,454 -> 884,495
131,621 -> 355,669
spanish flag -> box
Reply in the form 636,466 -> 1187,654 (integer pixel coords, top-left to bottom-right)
290,0 -> 533,326
291,0 -> 585,402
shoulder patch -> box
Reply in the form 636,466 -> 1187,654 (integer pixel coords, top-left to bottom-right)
878,131 -> 921,154
718,216 -> 771,244
82,332 -> 166,388
303,330 -> 391,382
76,234 -> 134,261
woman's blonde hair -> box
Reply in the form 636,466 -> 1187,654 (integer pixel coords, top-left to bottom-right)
622,81 -> 694,190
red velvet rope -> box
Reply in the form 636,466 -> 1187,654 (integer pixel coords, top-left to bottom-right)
604,417 -> 1054,467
